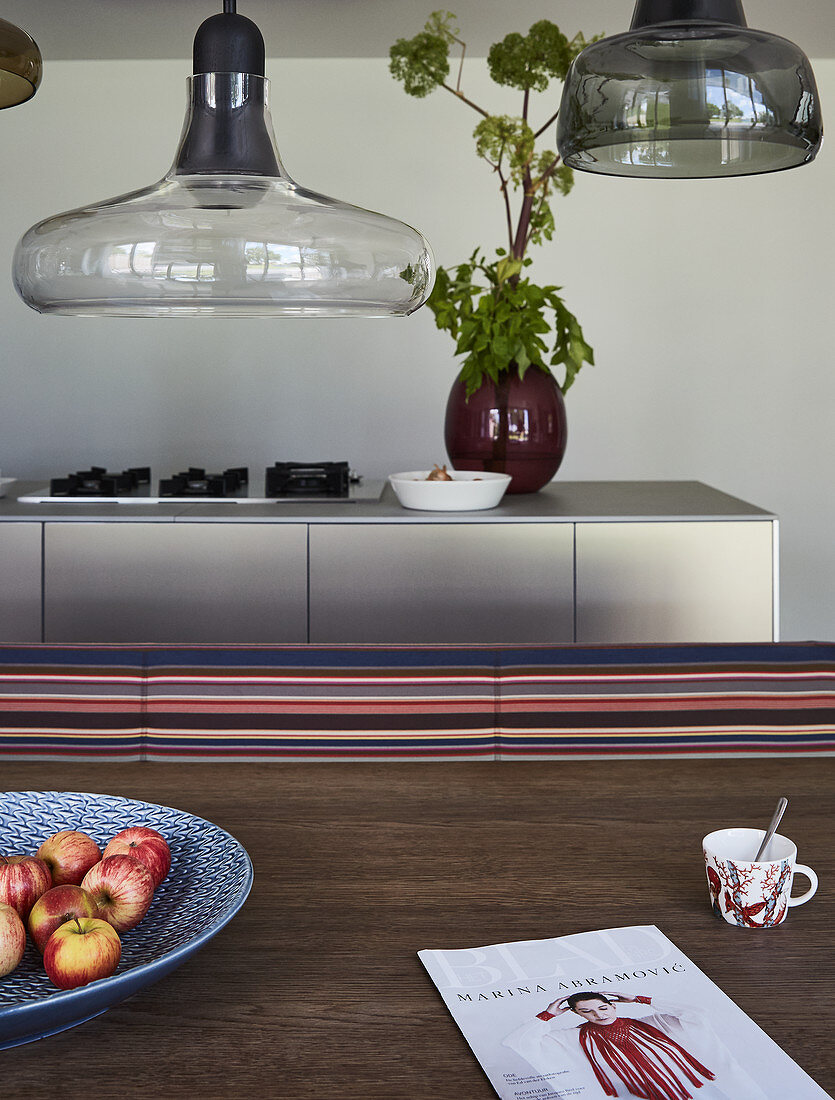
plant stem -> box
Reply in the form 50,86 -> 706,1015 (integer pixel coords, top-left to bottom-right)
508,90 -> 540,264
524,187 -> 550,253
521,154 -> 563,251
538,152 -> 563,180
512,168 -> 535,261
453,36 -> 466,93
533,108 -> 561,140
497,169 -> 514,255
440,82 -> 490,118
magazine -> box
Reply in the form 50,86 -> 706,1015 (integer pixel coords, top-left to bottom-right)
418,925 -> 831,1100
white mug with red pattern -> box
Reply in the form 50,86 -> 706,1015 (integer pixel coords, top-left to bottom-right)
702,827 -> 818,928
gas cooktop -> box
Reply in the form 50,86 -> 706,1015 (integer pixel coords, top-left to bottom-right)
17,462 -> 384,504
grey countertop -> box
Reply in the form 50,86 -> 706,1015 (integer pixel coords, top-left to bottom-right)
0,479 -> 776,524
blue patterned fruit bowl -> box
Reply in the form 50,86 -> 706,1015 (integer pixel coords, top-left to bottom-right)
0,791 -> 253,1049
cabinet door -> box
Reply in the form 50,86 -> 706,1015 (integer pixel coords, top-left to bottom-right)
0,523 -> 42,642
309,523 -> 574,643
44,523 -> 308,643
576,520 -> 775,643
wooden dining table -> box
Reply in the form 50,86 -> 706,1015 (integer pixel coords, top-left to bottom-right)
3,758 -> 833,1098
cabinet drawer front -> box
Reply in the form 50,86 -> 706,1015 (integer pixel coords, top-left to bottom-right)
309,523 -> 573,644
576,520 -> 774,643
0,524 -> 42,642
44,523 -> 308,643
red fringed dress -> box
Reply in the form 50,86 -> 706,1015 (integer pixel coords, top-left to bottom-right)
503,995 -> 769,1099
578,1015 -> 714,1100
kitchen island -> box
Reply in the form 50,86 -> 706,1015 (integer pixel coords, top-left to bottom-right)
0,479 -> 777,645
2,757 -> 832,1098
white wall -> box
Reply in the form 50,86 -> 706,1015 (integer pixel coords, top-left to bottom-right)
1,58 -> 833,640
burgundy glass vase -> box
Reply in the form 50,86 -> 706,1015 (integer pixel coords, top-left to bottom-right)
444,365 -> 567,494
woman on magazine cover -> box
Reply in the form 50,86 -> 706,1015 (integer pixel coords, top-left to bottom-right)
502,990 -> 769,1100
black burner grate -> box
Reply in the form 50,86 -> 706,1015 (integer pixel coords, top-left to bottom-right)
266,461 -> 350,498
158,467 -> 249,497
50,467 -> 151,497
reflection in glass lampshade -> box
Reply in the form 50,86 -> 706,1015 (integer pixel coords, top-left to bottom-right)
13,74 -> 435,316
557,21 -> 822,178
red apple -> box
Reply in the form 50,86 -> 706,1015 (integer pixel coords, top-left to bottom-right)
36,830 -> 102,887
28,884 -> 99,954
80,855 -> 154,932
0,855 -> 52,920
0,902 -> 27,977
102,826 -> 170,888
43,916 -> 121,990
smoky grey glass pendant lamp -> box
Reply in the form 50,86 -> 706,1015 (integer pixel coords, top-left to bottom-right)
13,2 -> 434,317
556,0 -> 822,178
0,17 -> 42,108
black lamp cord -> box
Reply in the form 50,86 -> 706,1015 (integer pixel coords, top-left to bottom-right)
223,1 -> 236,12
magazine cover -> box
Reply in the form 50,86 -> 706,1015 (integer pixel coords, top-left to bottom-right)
418,925 -> 831,1100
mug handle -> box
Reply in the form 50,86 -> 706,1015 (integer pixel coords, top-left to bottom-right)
787,864 -> 818,906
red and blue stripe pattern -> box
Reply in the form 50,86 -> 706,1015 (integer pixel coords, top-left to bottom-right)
0,643 -> 833,760
496,643 -> 835,757
0,646 -> 146,760
142,646 -> 498,760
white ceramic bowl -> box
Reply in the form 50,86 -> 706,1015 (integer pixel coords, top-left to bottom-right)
388,470 -> 511,511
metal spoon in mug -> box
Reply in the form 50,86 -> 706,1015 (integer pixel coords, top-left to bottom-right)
754,796 -> 788,861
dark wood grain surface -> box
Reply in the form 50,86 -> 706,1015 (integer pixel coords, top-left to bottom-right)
2,759 -> 833,1099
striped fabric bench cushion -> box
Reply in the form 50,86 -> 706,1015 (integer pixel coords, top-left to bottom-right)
0,642 -> 833,760
496,642 -> 835,758
142,646 -> 499,760
0,646 -> 145,760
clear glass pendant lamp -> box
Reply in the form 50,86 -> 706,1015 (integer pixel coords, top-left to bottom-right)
13,8 -> 435,317
556,0 -> 823,179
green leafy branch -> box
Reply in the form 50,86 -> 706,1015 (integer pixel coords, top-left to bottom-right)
390,12 -> 597,262
429,250 -> 593,397
390,12 -> 598,394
